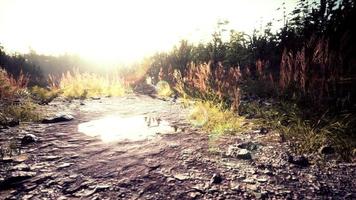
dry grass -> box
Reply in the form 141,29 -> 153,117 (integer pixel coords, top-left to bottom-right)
172,62 -> 242,111
1,100 -> 41,122
0,68 -> 29,99
30,86 -> 60,104
189,101 -> 247,135
278,37 -> 350,107
156,80 -> 173,97
50,70 -> 130,99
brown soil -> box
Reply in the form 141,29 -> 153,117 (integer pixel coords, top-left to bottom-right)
0,94 -> 355,199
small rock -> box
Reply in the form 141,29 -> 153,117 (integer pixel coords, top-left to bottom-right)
210,173 -> 223,184
227,145 -> 239,157
57,163 -> 73,169
42,114 -> 74,123
95,184 -> 110,191
237,141 -> 259,151
90,97 -> 101,100
74,189 -> 96,197
173,173 -> 190,181
43,155 -> 61,161
319,145 -> 335,155
237,149 -> 252,160
257,177 -> 268,183
227,145 -> 252,159
263,169 -> 273,176
254,191 -> 268,199
12,163 -> 30,171
247,184 -> 259,191
188,191 -> 201,198
166,177 -> 176,182
288,155 -> 309,167
242,178 -> 255,184
230,182 -> 242,191
21,134 -> 38,145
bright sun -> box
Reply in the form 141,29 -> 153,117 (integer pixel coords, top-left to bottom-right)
0,0 -> 294,64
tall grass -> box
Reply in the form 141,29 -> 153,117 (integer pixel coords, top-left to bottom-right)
189,101 -> 246,135
0,68 -> 41,123
50,70 -> 130,99
172,62 -> 242,112
0,68 -> 29,99
279,37 -> 354,109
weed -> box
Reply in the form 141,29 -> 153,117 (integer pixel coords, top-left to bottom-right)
30,86 -> 59,104
2,100 -> 41,122
0,68 -> 29,99
156,81 -> 173,97
55,70 -> 130,99
189,101 -> 247,135
240,100 -> 356,160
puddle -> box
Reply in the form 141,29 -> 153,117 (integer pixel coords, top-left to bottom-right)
78,115 -> 175,142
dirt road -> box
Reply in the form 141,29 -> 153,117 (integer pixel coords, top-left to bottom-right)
0,94 -> 355,199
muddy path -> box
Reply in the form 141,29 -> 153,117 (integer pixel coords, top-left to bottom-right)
0,94 -> 355,199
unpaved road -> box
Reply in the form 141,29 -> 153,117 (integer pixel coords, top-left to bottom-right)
0,94 -> 355,199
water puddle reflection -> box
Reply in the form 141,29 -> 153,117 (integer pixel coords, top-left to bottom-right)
78,115 -> 175,142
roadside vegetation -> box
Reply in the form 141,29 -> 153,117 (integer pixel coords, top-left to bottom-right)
0,0 -> 355,160
50,70 -> 130,99
0,69 -> 41,124
145,0 -> 356,160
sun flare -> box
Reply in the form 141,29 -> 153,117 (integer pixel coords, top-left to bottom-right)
0,0 -> 294,64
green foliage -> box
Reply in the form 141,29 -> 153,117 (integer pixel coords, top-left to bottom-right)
240,100 -> 356,160
30,86 -> 59,104
1,99 -> 41,122
156,81 -> 173,97
0,45 -> 44,86
189,101 -> 247,135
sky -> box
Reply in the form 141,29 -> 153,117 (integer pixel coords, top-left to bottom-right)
0,0 -> 297,65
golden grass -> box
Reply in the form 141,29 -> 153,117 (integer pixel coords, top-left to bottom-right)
189,101 -> 246,135
55,70 -> 130,99
156,80 -> 173,97
30,86 -> 59,104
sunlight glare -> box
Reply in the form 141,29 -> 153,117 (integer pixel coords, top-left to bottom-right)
0,0 -> 294,64
78,115 -> 175,142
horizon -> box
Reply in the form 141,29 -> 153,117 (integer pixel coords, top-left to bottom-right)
0,0 -> 297,65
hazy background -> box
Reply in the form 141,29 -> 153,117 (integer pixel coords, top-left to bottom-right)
0,0 -> 297,66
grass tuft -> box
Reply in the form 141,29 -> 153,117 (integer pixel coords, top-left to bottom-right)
189,101 -> 247,135
55,70 -> 130,99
